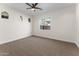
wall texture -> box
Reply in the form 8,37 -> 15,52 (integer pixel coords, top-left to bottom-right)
0,4 -> 32,44
32,6 -> 76,43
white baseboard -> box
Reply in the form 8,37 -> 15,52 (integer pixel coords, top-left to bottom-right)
33,34 -> 75,43
74,41 -> 79,48
33,34 -> 79,48
0,34 -> 32,45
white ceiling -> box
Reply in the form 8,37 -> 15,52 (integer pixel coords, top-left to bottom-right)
1,3 -> 76,15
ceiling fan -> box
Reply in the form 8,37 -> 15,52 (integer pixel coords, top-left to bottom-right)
25,3 -> 42,12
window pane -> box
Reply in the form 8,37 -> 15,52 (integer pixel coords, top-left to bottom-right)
40,16 -> 51,30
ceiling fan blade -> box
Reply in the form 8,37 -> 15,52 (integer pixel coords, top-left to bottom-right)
32,4 -> 35,8
34,3 -> 38,6
35,7 -> 42,10
25,3 -> 32,7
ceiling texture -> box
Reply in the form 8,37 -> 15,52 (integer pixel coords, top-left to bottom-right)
0,3 -> 76,16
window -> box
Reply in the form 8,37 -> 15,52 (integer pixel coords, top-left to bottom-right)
40,16 -> 51,30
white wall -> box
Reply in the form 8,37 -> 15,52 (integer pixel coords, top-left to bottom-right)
0,4 -> 32,44
32,6 -> 76,43
75,4 -> 79,47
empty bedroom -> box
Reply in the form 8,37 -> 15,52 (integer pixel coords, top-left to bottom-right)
0,3 -> 79,56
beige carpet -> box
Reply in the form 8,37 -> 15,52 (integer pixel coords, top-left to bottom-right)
0,36 -> 79,56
